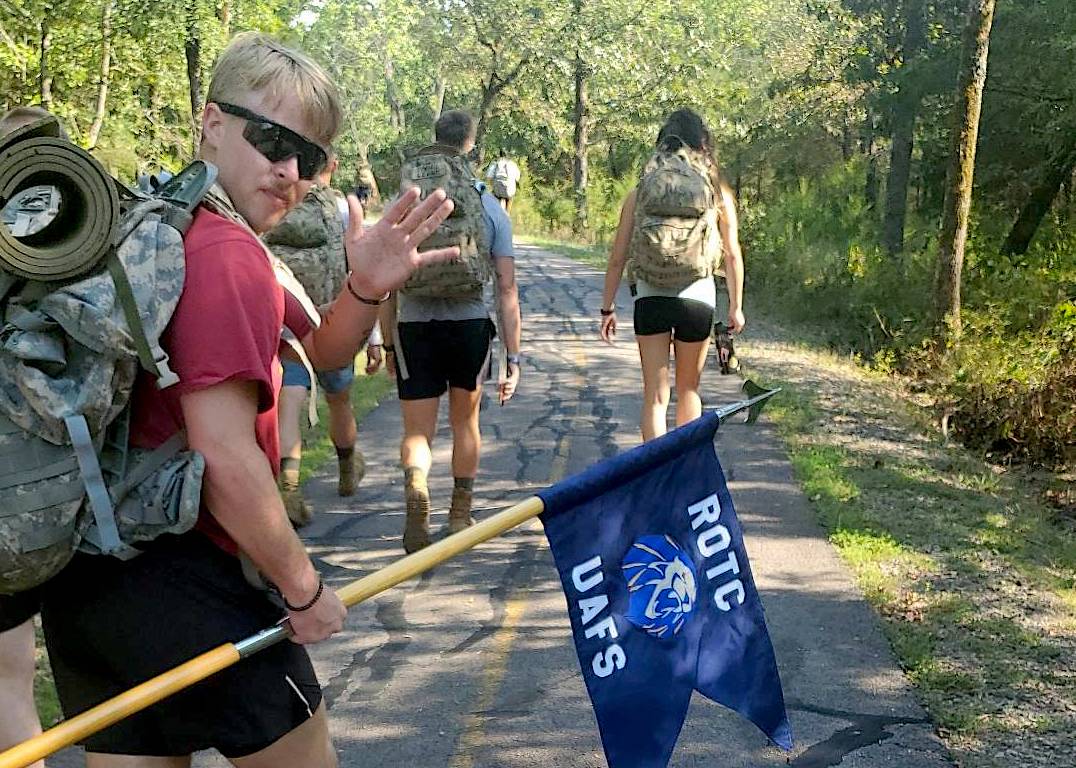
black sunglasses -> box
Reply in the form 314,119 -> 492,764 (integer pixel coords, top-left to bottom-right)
215,102 -> 328,180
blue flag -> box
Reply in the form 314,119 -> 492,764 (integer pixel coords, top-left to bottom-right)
538,412 -> 793,766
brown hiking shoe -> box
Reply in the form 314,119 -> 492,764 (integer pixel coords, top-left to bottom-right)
338,450 -> 366,497
447,485 -> 475,534
403,483 -> 432,553
282,486 -> 314,528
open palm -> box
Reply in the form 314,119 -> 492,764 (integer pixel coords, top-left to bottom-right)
344,187 -> 458,299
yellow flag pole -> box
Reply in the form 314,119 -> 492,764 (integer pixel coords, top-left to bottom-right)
0,381 -> 779,768
0,496 -> 546,768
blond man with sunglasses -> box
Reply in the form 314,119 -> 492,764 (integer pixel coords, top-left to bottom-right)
38,33 -> 455,768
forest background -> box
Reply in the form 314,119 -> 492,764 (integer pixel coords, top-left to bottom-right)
3,1 -> 1075,762
1,0 -> 1072,472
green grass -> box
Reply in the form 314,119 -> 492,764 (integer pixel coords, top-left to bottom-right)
751,369 -> 1076,762
32,353 -> 394,726
33,624 -> 61,727
515,233 -> 608,268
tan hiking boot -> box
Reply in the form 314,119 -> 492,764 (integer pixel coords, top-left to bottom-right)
447,485 -> 475,534
337,450 -> 366,497
282,486 -> 314,528
403,483 -> 432,553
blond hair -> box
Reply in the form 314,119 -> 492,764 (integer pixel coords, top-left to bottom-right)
206,32 -> 341,146
0,106 -> 68,140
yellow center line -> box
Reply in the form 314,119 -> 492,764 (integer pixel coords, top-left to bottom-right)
448,347 -> 587,768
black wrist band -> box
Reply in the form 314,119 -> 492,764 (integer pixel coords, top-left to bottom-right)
346,279 -> 385,306
285,578 -> 324,612
600,308 -> 615,316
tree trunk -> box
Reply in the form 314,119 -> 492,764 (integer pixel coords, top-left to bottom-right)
841,114 -> 853,161
572,52 -> 590,234
86,0 -> 113,150
432,74 -> 446,125
384,57 -> 405,136
934,0 -> 997,342
39,13 -> 52,108
185,2 -> 202,156
882,0 -> 927,256
1002,139 -> 1076,255
219,0 -> 231,38
863,110 -> 879,210
474,57 -> 526,167
474,82 -> 497,166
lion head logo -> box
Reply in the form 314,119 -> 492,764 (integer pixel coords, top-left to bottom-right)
622,534 -> 698,638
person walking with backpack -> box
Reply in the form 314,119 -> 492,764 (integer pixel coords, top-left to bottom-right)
264,151 -> 384,526
485,150 -> 521,213
382,110 -> 522,553
34,33 -> 456,767
599,108 -> 745,441
0,103 -> 64,768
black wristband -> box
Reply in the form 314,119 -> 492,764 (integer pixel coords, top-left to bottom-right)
284,578 -> 324,612
600,307 -> 615,316
346,279 -> 386,306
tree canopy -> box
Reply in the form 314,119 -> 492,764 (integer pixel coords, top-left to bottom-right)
3,0 -> 1074,461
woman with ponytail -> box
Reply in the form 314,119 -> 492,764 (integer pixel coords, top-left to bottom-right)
599,108 -> 745,441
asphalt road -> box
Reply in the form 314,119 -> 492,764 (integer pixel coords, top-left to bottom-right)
48,245 -> 953,767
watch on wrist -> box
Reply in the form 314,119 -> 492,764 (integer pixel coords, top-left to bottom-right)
506,353 -> 522,366
600,307 -> 615,316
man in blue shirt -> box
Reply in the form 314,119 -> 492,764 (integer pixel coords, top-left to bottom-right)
381,110 -> 522,552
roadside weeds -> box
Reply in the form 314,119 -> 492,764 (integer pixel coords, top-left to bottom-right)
740,325 -> 1076,768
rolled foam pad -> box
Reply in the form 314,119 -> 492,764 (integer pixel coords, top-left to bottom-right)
0,125 -> 119,282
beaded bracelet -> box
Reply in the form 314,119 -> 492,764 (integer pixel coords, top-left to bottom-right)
346,279 -> 386,306
284,578 -> 324,612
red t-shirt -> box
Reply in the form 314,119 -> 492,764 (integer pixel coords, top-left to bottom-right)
129,207 -> 315,553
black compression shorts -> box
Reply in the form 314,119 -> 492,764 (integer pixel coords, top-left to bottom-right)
395,318 -> 495,400
0,587 -> 40,632
633,296 -> 715,342
40,533 -> 322,758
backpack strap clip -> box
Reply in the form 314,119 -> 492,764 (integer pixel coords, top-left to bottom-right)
154,160 -> 219,214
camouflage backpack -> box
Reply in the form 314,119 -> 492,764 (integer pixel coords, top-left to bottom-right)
629,145 -> 720,289
263,184 -> 346,307
399,144 -> 492,299
0,120 -> 212,594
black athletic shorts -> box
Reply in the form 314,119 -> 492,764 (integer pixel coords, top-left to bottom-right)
0,587 -> 41,632
633,296 -> 714,343
40,533 -> 322,758
396,318 -> 494,400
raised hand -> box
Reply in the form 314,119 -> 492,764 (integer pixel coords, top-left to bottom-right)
344,187 -> 457,300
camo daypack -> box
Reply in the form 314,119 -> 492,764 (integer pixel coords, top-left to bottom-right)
263,184 -> 346,307
399,145 -> 492,299
629,146 -> 720,289
0,130 -> 213,594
